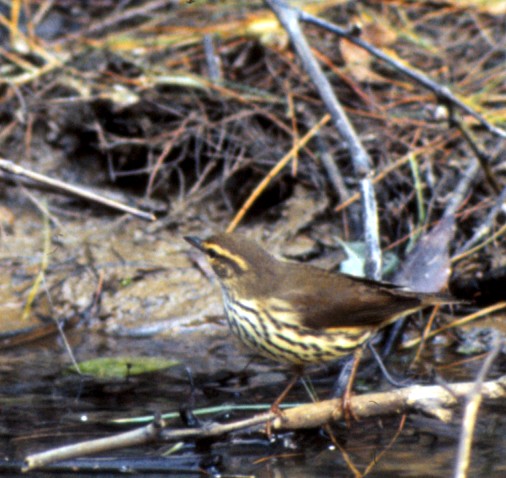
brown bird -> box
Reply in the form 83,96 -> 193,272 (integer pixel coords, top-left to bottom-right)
185,233 -> 456,367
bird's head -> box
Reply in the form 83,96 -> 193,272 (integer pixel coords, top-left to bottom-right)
185,233 -> 275,291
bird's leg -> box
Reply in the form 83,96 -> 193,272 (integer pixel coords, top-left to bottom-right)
342,348 -> 362,426
266,365 -> 303,437
331,342 -> 408,427
270,370 -> 300,413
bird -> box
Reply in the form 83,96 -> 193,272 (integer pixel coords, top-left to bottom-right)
185,232 -> 456,368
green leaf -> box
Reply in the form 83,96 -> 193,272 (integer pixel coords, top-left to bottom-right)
72,356 -> 179,379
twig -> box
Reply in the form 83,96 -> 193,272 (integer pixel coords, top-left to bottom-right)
363,414 -> 407,476
265,0 -> 382,279
385,154 -> 480,356
296,7 -> 506,139
401,302 -> 506,349
24,412 -> 274,471
53,0 -> 174,42
279,377 -> 506,429
23,376 -> 506,471
203,34 -> 222,81
19,183 -> 64,229
0,158 -> 156,221
335,133 -> 461,213
227,113 -> 331,232
24,419 -> 167,471
452,221 -> 506,263
454,185 -> 506,258
21,201 -> 51,321
442,159 -> 481,219
453,332 -> 503,478
313,125 -> 351,203
448,106 -> 502,194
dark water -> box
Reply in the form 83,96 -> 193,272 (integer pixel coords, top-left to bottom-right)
1,331 -> 505,477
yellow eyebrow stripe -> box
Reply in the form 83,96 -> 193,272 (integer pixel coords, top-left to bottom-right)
205,244 -> 248,271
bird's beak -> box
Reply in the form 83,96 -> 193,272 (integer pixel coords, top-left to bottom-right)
184,236 -> 205,252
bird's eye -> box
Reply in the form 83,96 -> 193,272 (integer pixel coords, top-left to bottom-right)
207,249 -> 218,259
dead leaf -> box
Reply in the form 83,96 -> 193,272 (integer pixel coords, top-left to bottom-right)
393,216 -> 455,293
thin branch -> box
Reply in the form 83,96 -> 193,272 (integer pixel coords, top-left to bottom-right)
454,185 -> 506,258
453,332 -> 503,478
265,0 -> 382,279
449,114 -> 501,194
296,8 -> 506,139
227,113 -> 331,232
0,158 -> 156,221
24,376 -> 506,471
24,420 -> 166,471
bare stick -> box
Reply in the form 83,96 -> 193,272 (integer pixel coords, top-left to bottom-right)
24,376 -> 506,470
453,332 -> 502,478
24,420 -> 166,471
296,8 -> 506,139
0,158 -> 156,221
454,185 -> 506,257
227,114 -> 331,232
265,0 -> 382,279
24,412 -> 274,471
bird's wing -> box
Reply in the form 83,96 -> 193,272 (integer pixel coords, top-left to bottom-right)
276,269 -> 425,329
